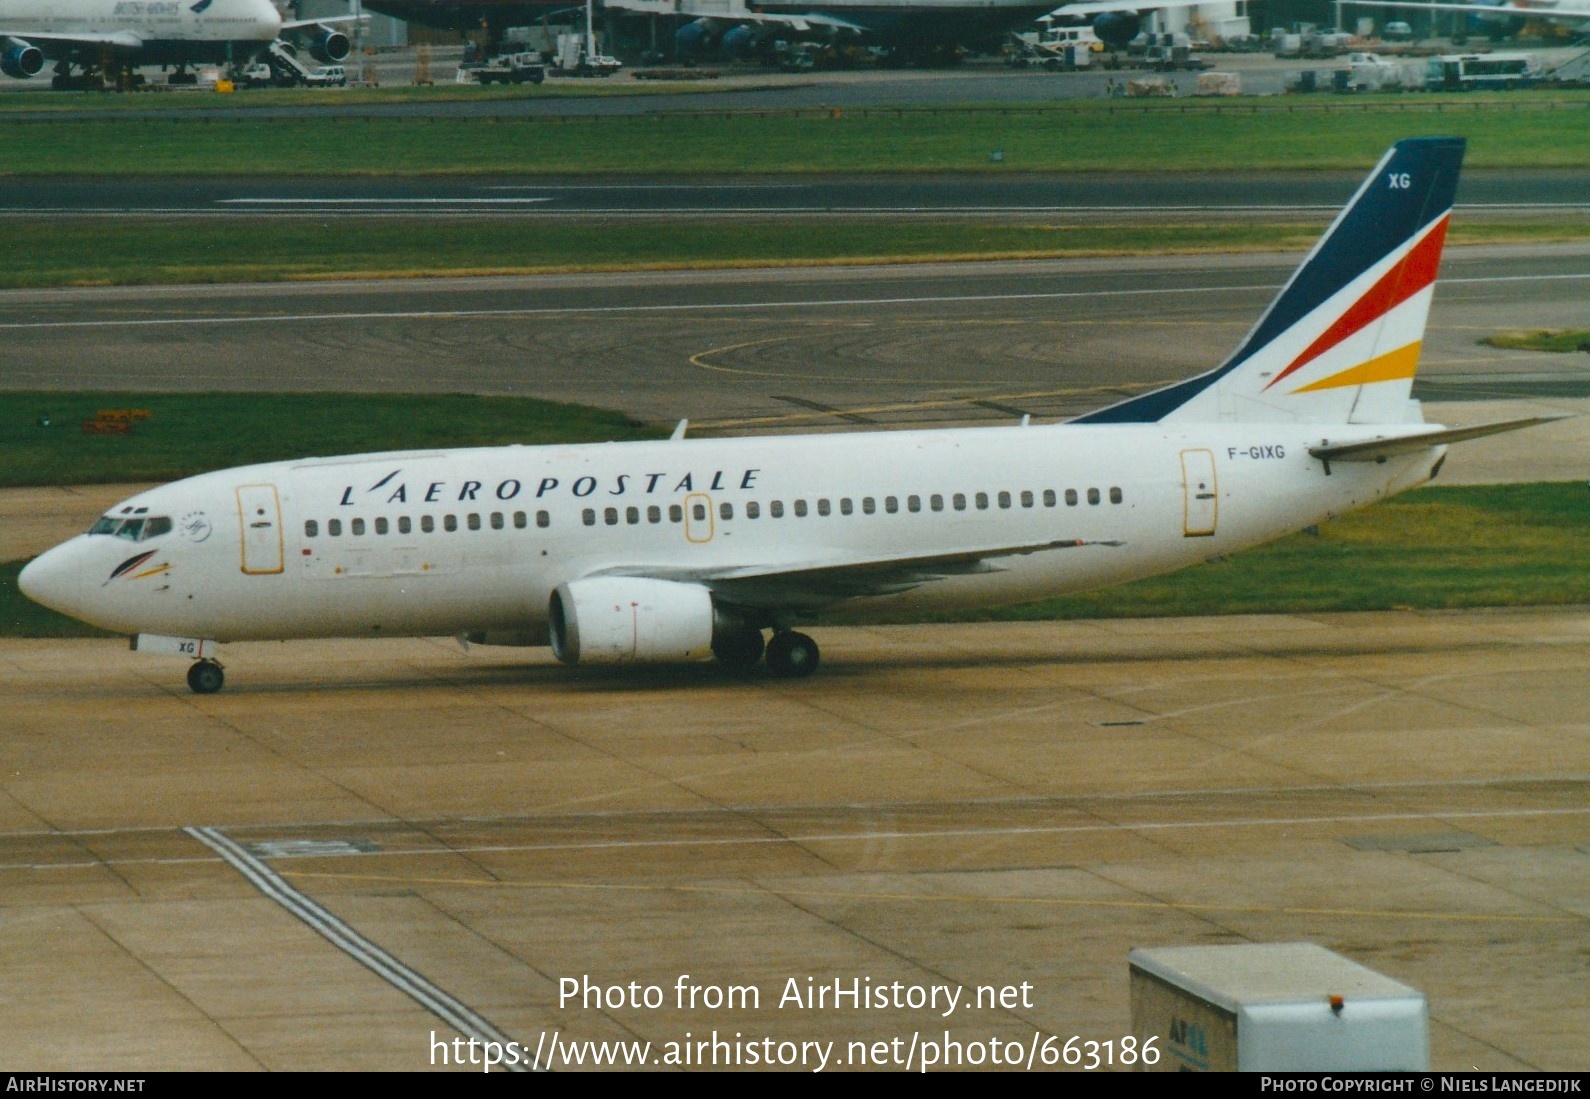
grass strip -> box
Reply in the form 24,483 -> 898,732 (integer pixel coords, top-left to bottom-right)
0,216 -> 1584,289
1482,329 -> 1590,353
0,393 -> 662,488
1,100 -> 1587,175
5,482 -> 1584,638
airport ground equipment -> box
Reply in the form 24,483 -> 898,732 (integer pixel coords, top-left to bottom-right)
457,51 -> 547,84
1130,943 -> 1429,1071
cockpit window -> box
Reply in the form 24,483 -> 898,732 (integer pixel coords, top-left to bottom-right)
89,515 -> 172,541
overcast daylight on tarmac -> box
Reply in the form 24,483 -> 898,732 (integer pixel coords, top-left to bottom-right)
0,49 -> 1587,1073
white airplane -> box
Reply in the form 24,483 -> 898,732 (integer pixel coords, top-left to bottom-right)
0,0 -> 355,87
1339,0 -> 1590,32
20,138 -> 1563,693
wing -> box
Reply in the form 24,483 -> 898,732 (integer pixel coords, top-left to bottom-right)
1051,0 -> 1228,15
590,536 -> 1124,613
1340,0 -> 1589,16
281,17 -> 368,31
4,30 -> 145,52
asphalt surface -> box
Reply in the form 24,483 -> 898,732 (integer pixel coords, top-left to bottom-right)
3,609 -> 1585,1071
2,169 -> 1587,216
2,245 -> 1586,433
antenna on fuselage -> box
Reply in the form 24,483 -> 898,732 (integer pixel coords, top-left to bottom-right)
670,419 -> 688,441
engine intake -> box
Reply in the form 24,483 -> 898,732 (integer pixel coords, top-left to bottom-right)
549,577 -> 716,665
2,41 -> 44,80
310,29 -> 351,64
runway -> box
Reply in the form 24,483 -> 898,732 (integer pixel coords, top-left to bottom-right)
3,169 -> 1587,217
2,246 -> 1586,483
2,608 -> 1584,1069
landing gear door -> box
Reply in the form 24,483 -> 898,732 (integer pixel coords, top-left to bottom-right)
1180,449 -> 1218,538
237,484 -> 285,574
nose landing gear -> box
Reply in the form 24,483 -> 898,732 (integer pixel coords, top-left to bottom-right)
186,659 -> 225,694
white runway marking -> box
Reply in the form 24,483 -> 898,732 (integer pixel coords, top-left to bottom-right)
186,824 -> 540,1071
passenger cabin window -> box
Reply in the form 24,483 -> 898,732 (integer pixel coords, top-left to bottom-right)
1087,488 -> 1101,505
328,519 -> 343,536
421,515 -> 435,533
1110,487 -> 1124,504
398,516 -> 412,534
746,501 -> 761,519
793,499 -> 808,518
304,520 -> 319,538
467,513 -> 482,531
491,512 -> 505,530
375,517 -> 389,535
537,510 -> 550,528
818,499 -> 832,517
719,502 -> 733,521
770,501 -> 784,518
444,515 -> 458,532
351,518 -> 366,536
1065,490 -> 1078,507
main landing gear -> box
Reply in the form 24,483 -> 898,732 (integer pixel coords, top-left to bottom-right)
714,628 -> 819,678
186,659 -> 225,694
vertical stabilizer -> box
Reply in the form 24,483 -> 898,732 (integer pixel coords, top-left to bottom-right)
1073,138 -> 1465,427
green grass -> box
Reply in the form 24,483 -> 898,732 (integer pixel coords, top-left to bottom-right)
1482,329 -> 1590,353
6,482 -> 1585,638
1,216 -> 1584,289
0,392 -> 662,488
857,482 -> 1590,623
2,97 -> 1586,175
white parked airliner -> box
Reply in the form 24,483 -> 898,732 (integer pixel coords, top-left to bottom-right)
19,138 -> 1559,692
0,0 -> 353,85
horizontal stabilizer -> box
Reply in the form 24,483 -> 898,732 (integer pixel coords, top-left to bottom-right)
1308,415 -> 1571,463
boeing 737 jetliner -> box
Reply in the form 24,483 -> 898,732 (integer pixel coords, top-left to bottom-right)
19,138 -> 1560,693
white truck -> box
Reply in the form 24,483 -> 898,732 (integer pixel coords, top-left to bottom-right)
456,51 -> 547,85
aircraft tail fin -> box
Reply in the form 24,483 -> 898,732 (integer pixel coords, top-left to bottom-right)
1073,137 -> 1465,427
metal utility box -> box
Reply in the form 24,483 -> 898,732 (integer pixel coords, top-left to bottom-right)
1129,943 -> 1429,1072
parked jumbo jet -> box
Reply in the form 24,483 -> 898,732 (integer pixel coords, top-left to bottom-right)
20,139 -> 1561,693
0,0 -> 355,88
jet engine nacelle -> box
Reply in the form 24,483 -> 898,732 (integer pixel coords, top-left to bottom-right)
309,28 -> 351,64
1,40 -> 44,79
675,19 -> 718,61
549,577 -> 715,665
1092,12 -> 1140,51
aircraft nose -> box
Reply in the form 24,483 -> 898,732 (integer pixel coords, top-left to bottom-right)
18,547 -> 73,615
